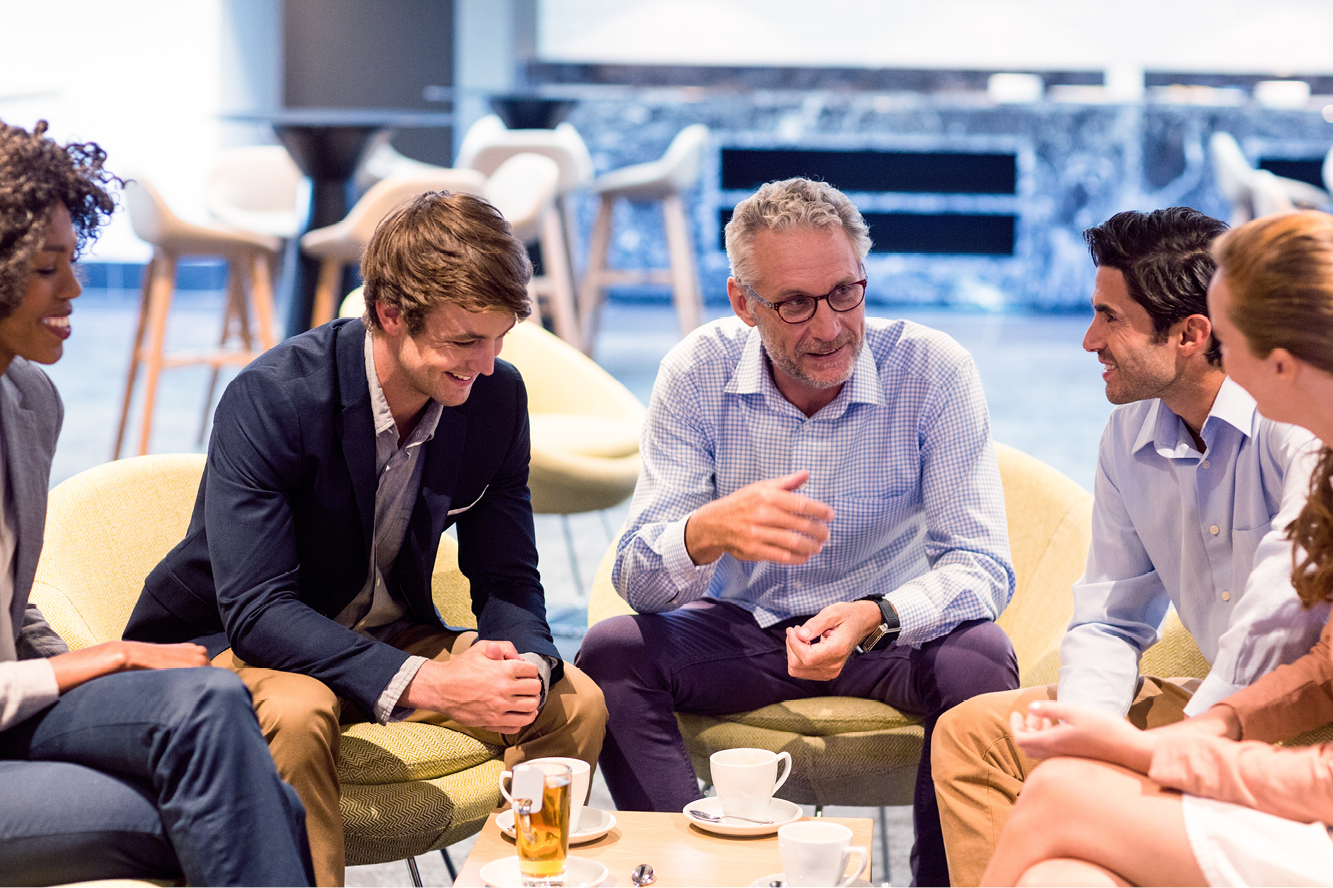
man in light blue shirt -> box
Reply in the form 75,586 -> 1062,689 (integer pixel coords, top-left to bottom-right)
577,178 -> 1019,886
932,207 -> 1329,886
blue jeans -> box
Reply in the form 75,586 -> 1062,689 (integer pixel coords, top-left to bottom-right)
0,667 -> 314,886
576,600 -> 1020,887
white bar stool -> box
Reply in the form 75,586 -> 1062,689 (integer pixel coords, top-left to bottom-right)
577,124 -> 709,353
115,176 -> 282,457
1209,132 -> 1328,226
298,169 -> 486,328
205,145 -> 306,239
481,153 -> 580,346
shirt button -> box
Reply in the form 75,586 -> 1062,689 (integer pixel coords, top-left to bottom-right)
1209,525 -> 1219,535
1201,459 -> 1211,469
1221,590 -> 1231,601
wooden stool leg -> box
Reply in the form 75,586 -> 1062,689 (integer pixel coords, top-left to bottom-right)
311,258 -> 341,328
577,195 -> 615,354
250,250 -> 278,350
199,263 -> 245,444
113,254 -> 156,460
662,193 -> 702,336
540,205 -> 581,347
137,254 -> 178,456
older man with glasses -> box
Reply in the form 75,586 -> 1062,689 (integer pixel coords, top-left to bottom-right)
576,177 -> 1018,886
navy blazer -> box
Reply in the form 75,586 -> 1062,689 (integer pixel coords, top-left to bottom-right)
124,318 -> 560,715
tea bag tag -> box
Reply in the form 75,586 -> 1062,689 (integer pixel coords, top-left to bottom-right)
510,763 -> 544,813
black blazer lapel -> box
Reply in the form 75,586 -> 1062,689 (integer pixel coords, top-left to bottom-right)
335,321 -> 376,554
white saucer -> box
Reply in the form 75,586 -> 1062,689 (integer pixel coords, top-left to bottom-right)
749,874 -> 872,888
478,855 -> 608,887
683,796 -> 803,837
497,807 -> 617,844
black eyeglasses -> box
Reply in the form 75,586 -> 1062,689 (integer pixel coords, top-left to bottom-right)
741,279 -> 867,324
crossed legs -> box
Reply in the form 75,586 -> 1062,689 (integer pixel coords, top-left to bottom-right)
0,668 -> 312,887
932,677 -> 1196,885
980,757 -> 1204,887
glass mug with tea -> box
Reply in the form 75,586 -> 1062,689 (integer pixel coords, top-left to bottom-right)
500,761 -> 572,887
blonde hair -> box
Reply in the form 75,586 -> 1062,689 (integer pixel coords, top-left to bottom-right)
1213,210 -> 1333,607
724,178 -> 871,285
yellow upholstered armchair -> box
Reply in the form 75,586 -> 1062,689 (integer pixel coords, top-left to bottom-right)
30,455 -> 502,883
586,441 -> 1095,808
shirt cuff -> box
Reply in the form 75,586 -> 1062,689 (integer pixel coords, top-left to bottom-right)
374,655 -> 429,723
1183,674 -> 1243,718
661,515 -> 707,584
521,652 -> 555,709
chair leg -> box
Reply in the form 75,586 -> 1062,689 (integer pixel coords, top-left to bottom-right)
311,257 -> 341,328
877,806 -> 891,885
136,253 -> 178,456
577,196 -> 615,354
540,206 -> 581,348
199,264 -> 246,444
441,847 -> 458,880
249,250 -> 278,349
405,856 -> 423,887
561,513 -> 586,603
113,254 -> 156,459
814,804 -> 824,817
662,193 -> 702,337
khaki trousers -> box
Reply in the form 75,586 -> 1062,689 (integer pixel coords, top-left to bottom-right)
215,628 -> 607,887
930,676 -> 1198,887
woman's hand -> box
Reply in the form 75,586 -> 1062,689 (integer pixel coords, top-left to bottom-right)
1010,700 -> 1157,774
48,641 -> 210,693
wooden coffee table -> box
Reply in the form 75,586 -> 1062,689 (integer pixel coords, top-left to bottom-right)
455,810 -> 874,887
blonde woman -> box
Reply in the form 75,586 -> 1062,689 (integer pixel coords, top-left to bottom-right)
982,211 -> 1333,888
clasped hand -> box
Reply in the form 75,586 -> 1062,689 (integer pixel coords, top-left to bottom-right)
684,470 -> 834,566
399,640 -> 541,734
785,600 -> 883,681
1010,700 -> 1157,774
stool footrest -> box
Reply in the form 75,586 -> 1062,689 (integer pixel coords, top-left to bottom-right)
160,350 -> 264,370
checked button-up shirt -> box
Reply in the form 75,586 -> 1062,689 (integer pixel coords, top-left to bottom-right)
613,316 -> 1015,646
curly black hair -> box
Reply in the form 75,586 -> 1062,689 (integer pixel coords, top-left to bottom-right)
0,119 -> 118,319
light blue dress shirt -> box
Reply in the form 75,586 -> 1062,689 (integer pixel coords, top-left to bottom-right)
1059,377 -> 1329,717
613,317 -> 1015,645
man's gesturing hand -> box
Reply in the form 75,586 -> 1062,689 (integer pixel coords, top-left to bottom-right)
785,600 -> 883,681
685,471 -> 834,566
399,640 -> 541,733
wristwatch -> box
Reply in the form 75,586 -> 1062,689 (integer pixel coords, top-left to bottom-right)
856,596 -> 901,653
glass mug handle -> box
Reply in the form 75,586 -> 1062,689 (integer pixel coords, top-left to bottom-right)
500,769 -> 515,805
513,797 -> 538,844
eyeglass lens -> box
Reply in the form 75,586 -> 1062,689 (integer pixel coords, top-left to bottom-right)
776,281 -> 866,322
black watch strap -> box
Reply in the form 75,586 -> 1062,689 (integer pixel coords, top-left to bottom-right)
856,596 -> 901,652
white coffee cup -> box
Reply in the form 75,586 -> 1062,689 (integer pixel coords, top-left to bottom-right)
709,748 -> 791,820
502,757 -> 592,832
778,820 -> 868,888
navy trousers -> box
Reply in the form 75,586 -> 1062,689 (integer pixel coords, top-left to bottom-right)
576,599 -> 1018,887
0,667 -> 314,887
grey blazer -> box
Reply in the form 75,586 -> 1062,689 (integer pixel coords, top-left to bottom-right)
0,358 -> 69,732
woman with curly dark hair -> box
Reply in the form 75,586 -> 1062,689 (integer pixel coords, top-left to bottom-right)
0,120 -> 313,886
980,210 -> 1333,888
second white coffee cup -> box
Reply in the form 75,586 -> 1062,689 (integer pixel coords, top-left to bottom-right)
709,747 -> 791,820
501,756 -> 592,832
778,820 -> 868,887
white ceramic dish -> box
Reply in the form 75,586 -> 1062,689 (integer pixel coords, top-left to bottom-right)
478,855 -> 608,887
682,796 -> 803,837
749,873 -> 872,888
496,807 -> 617,844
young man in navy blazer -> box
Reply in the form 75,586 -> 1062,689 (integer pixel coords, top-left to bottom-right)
125,191 -> 607,886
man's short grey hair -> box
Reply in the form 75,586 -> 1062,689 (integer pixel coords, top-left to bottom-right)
724,178 -> 873,285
